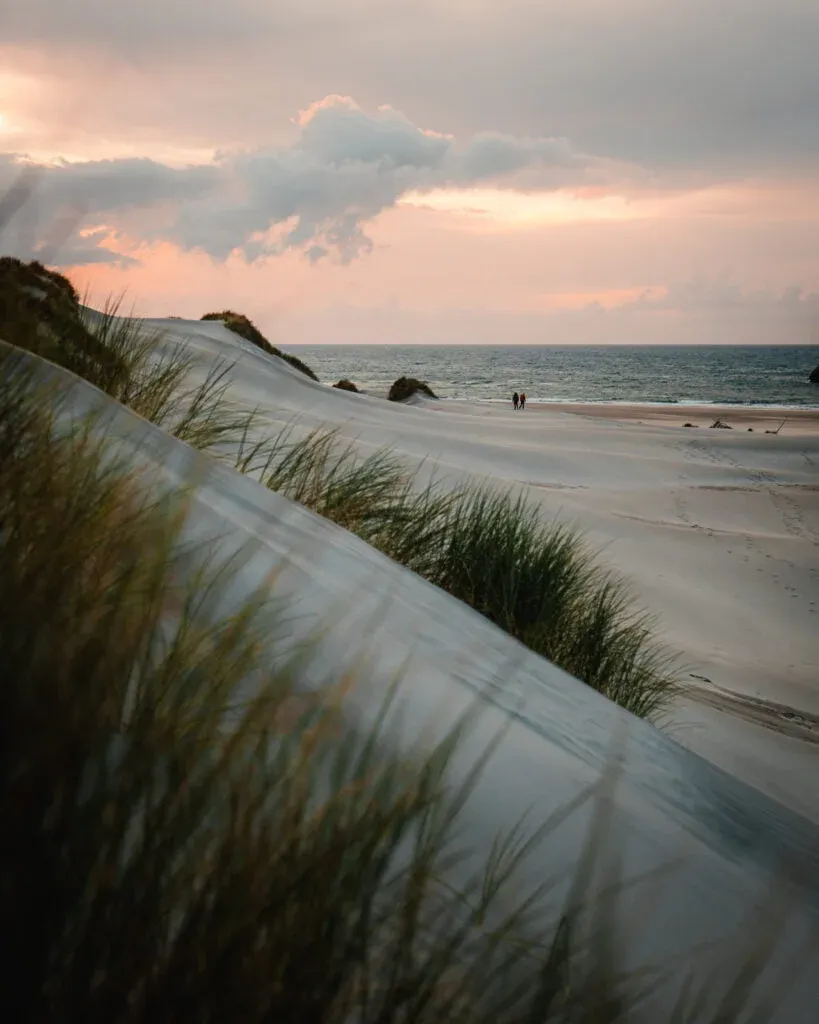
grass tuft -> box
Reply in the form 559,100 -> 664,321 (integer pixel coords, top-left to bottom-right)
426,486 -> 680,719
237,427 -> 680,719
235,424 -> 458,576
81,297 -> 259,453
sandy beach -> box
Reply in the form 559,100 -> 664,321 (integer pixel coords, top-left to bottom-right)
421,397 -> 819,815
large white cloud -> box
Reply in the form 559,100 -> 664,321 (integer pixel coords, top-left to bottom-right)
0,96 -> 626,265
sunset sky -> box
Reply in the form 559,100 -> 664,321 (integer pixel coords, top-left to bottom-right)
1,0 -> 817,345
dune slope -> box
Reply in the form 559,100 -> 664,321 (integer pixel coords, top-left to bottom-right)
8,330 -> 819,1019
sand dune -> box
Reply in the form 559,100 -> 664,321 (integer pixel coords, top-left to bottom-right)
13,327 -> 819,1021
157,317 -> 819,821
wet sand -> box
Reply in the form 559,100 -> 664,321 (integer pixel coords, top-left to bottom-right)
531,402 -> 819,436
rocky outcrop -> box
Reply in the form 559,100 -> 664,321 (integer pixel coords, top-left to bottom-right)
333,378 -> 359,393
200,310 -> 318,381
387,376 -> 438,402
810,365 -> 819,384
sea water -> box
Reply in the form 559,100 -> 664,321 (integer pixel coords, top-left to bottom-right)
285,344 -> 819,408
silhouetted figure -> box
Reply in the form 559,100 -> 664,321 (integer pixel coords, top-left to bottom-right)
512,391 -> 519,411
520,392 -> 526,410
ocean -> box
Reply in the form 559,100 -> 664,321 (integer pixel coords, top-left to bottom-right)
285,345 -> 819,409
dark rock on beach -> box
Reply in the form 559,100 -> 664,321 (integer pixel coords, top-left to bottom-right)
388,377 -> 438,402
810,365 -> 819,384
333,378 -> 360,393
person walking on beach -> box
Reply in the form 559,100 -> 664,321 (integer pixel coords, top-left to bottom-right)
512,391 -> 519,411
519,392 -> 526,410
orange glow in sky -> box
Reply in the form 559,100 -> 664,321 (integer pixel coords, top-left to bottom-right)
399,187 -> 642,225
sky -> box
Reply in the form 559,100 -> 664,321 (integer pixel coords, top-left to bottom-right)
1,0 -> 818,345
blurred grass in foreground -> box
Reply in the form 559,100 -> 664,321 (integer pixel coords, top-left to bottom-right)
0,348 -> 633,1021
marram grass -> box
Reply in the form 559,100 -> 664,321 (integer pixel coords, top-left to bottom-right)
235,425 -> 680,720
79,296 -> 261,453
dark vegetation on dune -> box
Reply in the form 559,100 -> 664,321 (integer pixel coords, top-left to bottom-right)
333,377 -> 360,392
200,309 -> 319,380
0,256 -> 128,383
389,376 -> 438,402
0,261 -> 260,453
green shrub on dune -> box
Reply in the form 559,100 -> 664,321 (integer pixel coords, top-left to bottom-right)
201,308 -> 319,380
0,256 -> 126,383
